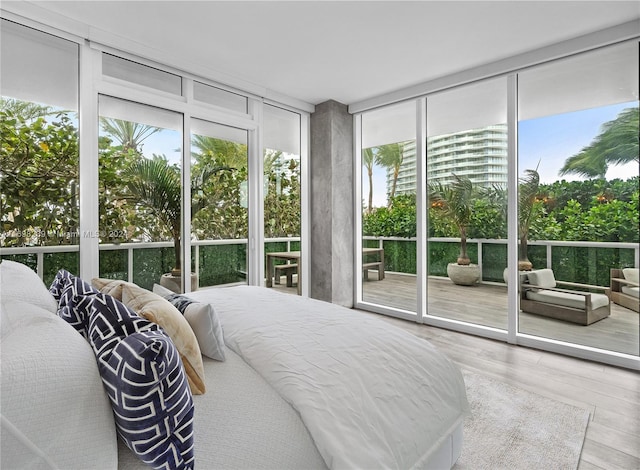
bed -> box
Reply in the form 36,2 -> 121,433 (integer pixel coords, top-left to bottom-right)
1,260 -> 470,470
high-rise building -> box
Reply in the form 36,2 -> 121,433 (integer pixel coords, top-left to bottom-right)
388,124 -> 508,197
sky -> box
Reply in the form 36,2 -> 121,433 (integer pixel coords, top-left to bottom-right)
365,101 -> 638,208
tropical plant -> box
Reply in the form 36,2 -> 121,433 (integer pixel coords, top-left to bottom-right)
362,147 -> 376,213
377,142 -> 406,203
428,175 -> 478,265
518,168 -> 542,270
99,118 -> 161,154
123,156 -> 230,275
560,107 -> 639,178
1,104 -> 79,246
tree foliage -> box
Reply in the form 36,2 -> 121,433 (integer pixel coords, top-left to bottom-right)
560,107 -> 639,178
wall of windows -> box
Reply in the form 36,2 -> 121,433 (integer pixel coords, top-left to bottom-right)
356,39 -> 639,369
0,18 -> 308,296
0,20 -> 80,283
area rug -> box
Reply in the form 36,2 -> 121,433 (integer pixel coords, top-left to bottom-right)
454,372 -> 590,470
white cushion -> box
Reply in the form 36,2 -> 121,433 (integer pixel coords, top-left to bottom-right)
622,268 -> 639,285
0,260 -> 57,313
526,289 -> 609,310
621,286 -> 639,298
0,299 -> 117,469
527,269 -> 556,289
154,283 -> 226,361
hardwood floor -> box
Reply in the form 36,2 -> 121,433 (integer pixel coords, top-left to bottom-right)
269,277 -> 640,469
373,314 -> 640,470
361,273 -> 639,356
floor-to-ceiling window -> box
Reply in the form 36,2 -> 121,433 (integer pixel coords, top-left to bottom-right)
355,39 -> 639,367
0,20 -> 79,283
98,96 -> 183,291
517,41 -> 639,355
263,105 -> 302,288
190,119 -> 248,289
359,101 -> 417,314
426,77 -> 509,328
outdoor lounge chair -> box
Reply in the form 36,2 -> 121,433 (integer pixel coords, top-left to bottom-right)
610,268 -> 639,313
520,268 -> 610,325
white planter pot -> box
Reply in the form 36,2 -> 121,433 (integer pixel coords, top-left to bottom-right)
447,263 -> 481,286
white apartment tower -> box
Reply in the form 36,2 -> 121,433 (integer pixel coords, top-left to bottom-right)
388,124 -> 508,196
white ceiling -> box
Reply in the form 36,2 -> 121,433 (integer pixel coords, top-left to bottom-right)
7,1 -> 640,107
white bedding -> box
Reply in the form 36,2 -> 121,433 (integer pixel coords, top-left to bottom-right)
118,347 -> 326,469
188,286 -> 470,470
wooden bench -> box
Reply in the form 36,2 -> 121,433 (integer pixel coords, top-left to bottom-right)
363,261 -> 384,281
274,263 -> 298,287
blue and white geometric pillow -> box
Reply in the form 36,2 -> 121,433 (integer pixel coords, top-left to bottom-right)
87,293 -> 195,470
50,269 -> 100,339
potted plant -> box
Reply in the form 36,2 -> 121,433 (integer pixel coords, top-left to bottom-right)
517,168 -> 541,271
124,156 -> 229,293
429,174 -> 481,286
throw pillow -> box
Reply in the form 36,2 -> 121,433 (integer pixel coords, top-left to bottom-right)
87,293 -> 195,470
0,260 -> 58,314
50,269 -> 101,339
154,283 -> 226,361
622,268 -> 639,285
91,277 -> 137,300
527,269 -> 556,289
121,283 -> 207,395
1,300 -> 117,469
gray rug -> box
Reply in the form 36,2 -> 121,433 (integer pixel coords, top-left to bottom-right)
454,372 -> 590,470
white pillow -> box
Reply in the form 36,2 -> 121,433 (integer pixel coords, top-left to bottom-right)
0,299 -> 117,469
154,284 -> 226,361
527,269 -> 557,289
0,260 -> 57,313
622,268 -> 639,285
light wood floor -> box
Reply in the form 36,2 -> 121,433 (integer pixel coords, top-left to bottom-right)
270,276 -> 640,469
362,273 -> 639,356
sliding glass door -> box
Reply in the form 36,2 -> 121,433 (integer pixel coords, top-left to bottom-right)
98,96 -> 183,291
190,119 -> 248,289
426,77 -> 509,328
360,101 -> 417,313
517,41 -> 639,355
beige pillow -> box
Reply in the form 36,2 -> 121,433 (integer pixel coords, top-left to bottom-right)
120,284 -> 206,395
622,268 -> 639,285
527,269 -> 556,289
91,278 -> 138,301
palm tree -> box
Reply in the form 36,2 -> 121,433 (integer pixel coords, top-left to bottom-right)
124,157 -> 182,274
560,107 -> 639,178
429,175 -> 477,265
124,156 -> 230,276
518,168 -> 541,271
377,142 -> 405,204
191,134 -> 247,169
100,118 -> 161,153
362,147 -> 376,213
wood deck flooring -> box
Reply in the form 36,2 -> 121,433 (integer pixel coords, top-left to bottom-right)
269,274 -> 640,469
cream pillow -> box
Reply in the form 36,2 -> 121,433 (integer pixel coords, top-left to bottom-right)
527,269 -> 556,289
120,284 -> 206,395
622,268 -> 639,285
0,260 -> 57,313
91,278 -> 138,301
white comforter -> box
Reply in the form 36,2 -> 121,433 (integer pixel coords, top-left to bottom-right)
189,286 -> 469,470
